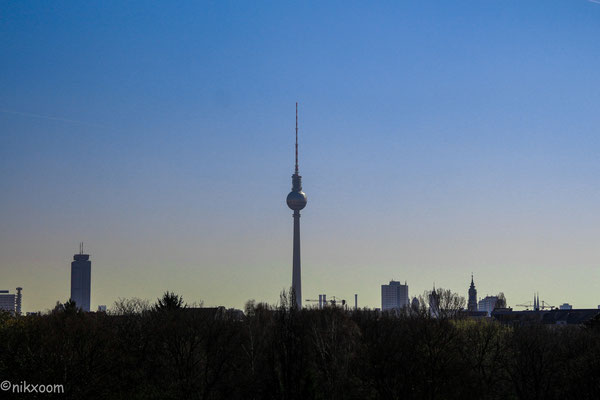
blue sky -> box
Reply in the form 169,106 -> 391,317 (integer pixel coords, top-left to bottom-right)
2,0 -> 600,312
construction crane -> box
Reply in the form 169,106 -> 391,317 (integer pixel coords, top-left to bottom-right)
540,301 -> 554,310
515,301 -> 533,310
305,299 -> 321,307
516,300 -> 555,311
328,296 -> 346,308
305,296 -> 347,308
306,294 -> 328,309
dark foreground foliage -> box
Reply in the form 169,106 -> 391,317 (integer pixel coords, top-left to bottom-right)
1,294 -> 600,400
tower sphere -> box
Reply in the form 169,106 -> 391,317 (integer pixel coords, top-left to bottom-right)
287,190 -> 307,210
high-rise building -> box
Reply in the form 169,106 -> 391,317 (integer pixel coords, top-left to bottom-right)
478,296 -> 499,316
468,274 -> 478,312
70,243 -> 91,312
0,288 -> 21,315
381,280 -> 409,311
15,287 -> 22,316
286,103 -> 307,309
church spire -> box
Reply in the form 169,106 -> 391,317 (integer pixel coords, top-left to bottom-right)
468,274 -> 478,312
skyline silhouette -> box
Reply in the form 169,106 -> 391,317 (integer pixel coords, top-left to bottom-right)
2,1 -> 600,312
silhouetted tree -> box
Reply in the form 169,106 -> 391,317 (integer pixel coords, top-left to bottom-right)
420,288 -> 466,319
110,297 -> 150,315
153,291 -> 186,311
495,293 -> 507,309
1,292 -> 599,399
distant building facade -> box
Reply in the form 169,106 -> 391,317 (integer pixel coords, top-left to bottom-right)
0,288 -> 22,315
16,287 -> 22,315
492,308 -> 600,326
71,244 -> 91,312
429,287 -> 440,317
381,280 -> 409,311
559,303 -> 573,310
411,297 -> 420,311
478,296 -> 499,316
468,275 -> 478,312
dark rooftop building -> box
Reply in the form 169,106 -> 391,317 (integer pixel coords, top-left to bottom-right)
463,310 -> 488,318
492,308 -> 600,326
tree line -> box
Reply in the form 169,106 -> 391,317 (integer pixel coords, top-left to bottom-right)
0,290 -> 599,399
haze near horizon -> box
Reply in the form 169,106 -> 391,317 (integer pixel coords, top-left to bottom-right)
2,0 -> 600,312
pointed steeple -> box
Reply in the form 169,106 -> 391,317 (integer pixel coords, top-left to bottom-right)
468,274 -> 478,312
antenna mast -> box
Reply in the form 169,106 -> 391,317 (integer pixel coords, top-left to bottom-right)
295,102 -> 299,174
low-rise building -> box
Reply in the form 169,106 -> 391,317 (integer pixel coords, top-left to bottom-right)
492,308 -> 600,326
478,296 -> 499,316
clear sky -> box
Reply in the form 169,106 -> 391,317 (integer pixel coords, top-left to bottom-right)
2,1 -> 600,312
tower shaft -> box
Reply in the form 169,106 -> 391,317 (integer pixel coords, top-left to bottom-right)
292,210 -> 302,308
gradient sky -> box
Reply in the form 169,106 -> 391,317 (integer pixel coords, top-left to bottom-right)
2,1 -> 600,312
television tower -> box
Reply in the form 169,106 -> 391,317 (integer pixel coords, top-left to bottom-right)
286,102 -> 307,308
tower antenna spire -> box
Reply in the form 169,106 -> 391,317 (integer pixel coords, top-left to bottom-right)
295,102 -> 299,174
